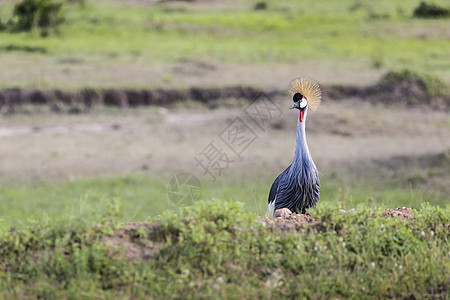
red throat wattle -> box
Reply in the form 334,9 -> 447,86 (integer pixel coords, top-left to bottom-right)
299,110 -> 304,122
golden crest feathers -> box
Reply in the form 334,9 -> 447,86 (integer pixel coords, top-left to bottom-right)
289,76 -> 322,111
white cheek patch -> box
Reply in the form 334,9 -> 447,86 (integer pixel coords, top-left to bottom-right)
300,100 -> 307,109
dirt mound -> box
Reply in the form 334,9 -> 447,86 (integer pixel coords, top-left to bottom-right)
261,208 -> 320,232
381,207 -> 414,221
263,213 -> 319,232
325,70 -> 450,110
103,222 -> 161,261
366,70 -> 449,109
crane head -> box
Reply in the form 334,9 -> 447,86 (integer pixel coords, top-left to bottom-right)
288,76 -> 322,122
290,92 -> 308,122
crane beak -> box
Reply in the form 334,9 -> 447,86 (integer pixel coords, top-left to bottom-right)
290,101 -> 300,109
290,100 -> 307,110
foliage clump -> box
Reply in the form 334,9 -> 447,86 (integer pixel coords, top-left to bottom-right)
12,0 -> 65,36
369,69 -> 450,108
254,2 -> 268,10
413,2 -> 449,18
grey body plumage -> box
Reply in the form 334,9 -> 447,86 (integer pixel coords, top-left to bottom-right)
268,80 -> 322,216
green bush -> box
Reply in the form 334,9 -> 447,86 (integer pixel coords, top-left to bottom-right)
378,70 -> 449,97
254,2 -> 268,10
13,0 -> 65,36
413,2 -> 449,18
368,69 -> 450,108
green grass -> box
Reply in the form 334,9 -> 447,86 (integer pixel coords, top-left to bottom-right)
0,0 -> 449,88
0,200 -> 448,298
14,6 -> 450,65
0,174 -> 447,228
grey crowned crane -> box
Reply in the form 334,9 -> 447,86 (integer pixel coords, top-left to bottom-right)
268,76 -> 322,217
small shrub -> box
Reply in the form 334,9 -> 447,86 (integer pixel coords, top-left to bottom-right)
13,0 -> 65,36
413,2 -> 449,18
369,69 -> 450,107
254,1 -> 268,10
13,0 -> 39,31
378,70 -> 448,97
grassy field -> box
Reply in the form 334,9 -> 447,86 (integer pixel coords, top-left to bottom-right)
1,173 -> 446,229
0,0 -> 449,297
0,0 -> 449,89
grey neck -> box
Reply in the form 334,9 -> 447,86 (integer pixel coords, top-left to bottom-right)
294,109 -> 312,163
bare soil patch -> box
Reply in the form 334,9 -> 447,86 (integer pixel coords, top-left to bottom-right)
382,207 -> 414,221
103,222 -> 161,261
263,213 -> 319,232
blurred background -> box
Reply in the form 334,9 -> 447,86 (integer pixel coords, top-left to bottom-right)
0,0 -> 449,226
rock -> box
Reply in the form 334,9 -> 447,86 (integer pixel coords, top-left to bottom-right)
274,208 -> 292,218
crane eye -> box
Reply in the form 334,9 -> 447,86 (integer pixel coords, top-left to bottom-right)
293,93 -> 303,102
